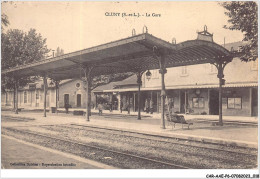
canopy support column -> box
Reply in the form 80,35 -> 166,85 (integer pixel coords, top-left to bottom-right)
14,79 -> 19,114
13,83 -> 15,112
153,46 -> 168,129
218,67 -> 223,126
184,90 -> 187,114
159,57 -> 167,129
133,93 -> 136,112
82,66 -> 93,121
136,71 -> 144,120
214,59 -> 230,126
55,81 -> 59,113
43,74 -> 47,117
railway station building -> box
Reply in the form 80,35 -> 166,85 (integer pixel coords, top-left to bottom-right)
93,41 -> 258,117
1,79 -> 88,110
1,26 -> 258,129
2,42 -> 258,117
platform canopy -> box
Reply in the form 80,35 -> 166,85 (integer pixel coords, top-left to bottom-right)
2,32 -> 233,80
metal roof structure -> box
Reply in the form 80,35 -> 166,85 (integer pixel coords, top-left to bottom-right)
2,32 -> 233,80
3,27 -> 240,126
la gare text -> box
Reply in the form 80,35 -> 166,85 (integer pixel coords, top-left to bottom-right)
105,12 -> 161,18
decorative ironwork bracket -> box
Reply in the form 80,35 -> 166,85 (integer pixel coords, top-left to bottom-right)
136,71 -> 145,85
81,66 -> 94,82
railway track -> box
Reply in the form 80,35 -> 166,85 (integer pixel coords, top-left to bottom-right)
2,122 -> 257,169
2,127 -> 189,169
37,124 -> 257,168
65,123 -> 257,157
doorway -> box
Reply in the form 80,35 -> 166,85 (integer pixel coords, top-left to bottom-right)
36,91 -> 39,107
64,94 -> 69,107
180,91 -> 188,114
209,89 -> 219,115
77,94 -> 81,107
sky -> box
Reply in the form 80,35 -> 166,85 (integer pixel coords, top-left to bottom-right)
2,1 -> 245,54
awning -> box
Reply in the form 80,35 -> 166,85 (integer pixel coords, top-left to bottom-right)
100,82 -> 258,93
2,32 -> 233,80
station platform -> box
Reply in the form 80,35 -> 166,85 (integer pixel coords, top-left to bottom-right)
1,135 -> 114,169
1,109 -> 258,149
3,106 -> 257,124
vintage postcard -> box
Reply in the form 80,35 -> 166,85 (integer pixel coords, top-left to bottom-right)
1,1 -> 258,178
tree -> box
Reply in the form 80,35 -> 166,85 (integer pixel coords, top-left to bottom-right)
220,1 -> 258,61
1,13 -> 9,30
1,28 -> 50,111
2,29 -> 50,69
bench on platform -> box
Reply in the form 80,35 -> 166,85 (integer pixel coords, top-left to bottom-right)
166,113 -> 193,129
17,108 -> 24,112
73,110 -> 85,116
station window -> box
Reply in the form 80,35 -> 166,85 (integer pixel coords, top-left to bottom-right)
192,97 -> 204,108
24,91 -> 27,103
36,91 -> 39,99
75,82 -> 81,88
227,97 -> 242,109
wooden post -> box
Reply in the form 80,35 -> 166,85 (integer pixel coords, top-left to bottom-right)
43,75 -> 47,117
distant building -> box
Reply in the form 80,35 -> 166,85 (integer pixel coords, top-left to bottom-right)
92,42 -> 258,117
1,79 -> 90,110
